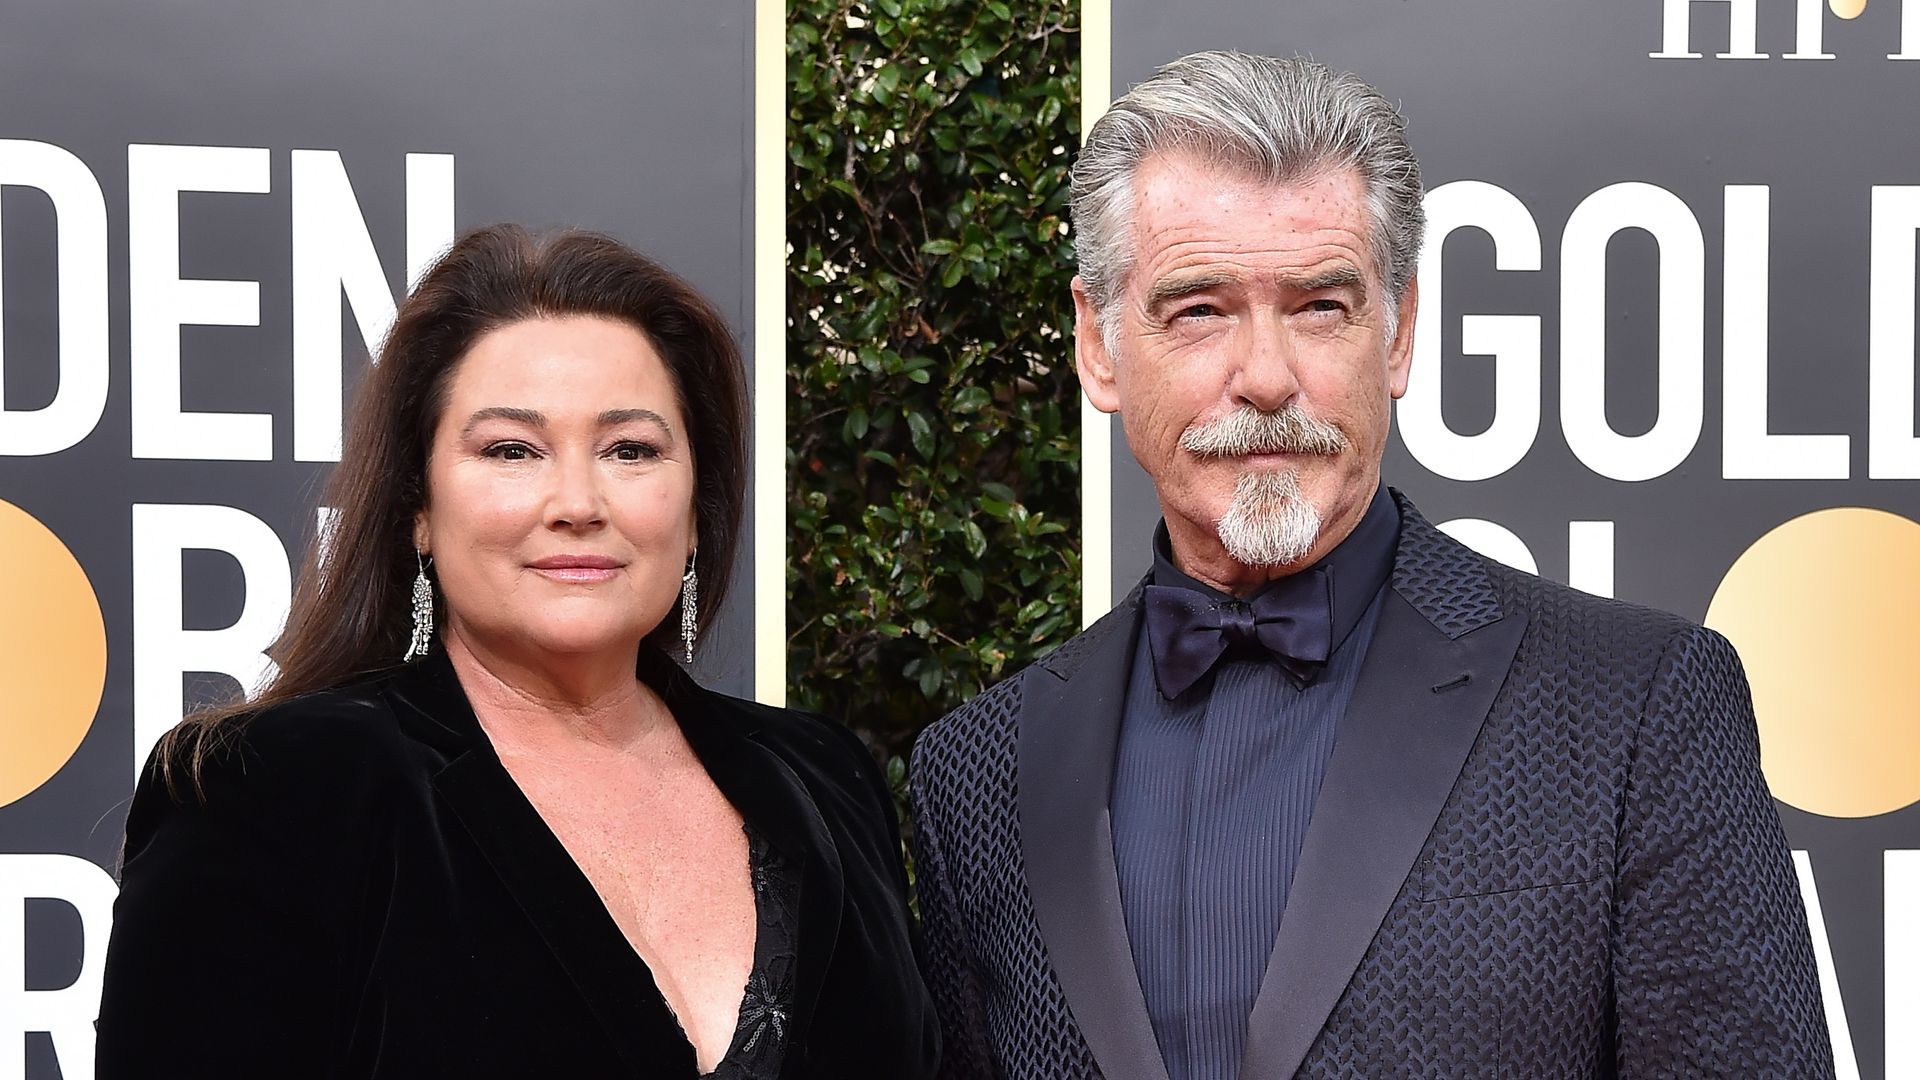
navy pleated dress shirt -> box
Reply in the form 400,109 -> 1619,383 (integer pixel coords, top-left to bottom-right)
1110,488 -> 1399,1080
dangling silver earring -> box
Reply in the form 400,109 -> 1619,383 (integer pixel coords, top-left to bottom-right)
404,553 -> 434,662
679,552 -> 698,664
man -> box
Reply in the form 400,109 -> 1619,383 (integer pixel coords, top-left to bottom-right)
910,52 -> 1831,1080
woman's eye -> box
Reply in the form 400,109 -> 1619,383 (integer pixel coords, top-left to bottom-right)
610,441 -> 661,462
482,441 -> 537,461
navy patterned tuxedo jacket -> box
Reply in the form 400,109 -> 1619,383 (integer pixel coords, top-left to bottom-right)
910,491 -> 1832,1079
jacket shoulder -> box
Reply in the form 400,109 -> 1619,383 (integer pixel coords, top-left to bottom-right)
1478,552 -> 1697,650
148,677 -> 419,816
714,692 -> 874,780
916,595 -> 1136,779
915,653 -> 1031,780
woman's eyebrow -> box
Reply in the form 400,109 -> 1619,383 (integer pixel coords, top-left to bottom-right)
598,408 -> 672,434
460,406 -> 545,438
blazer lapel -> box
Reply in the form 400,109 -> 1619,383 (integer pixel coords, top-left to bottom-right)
389,650 -> 759,1078
676,691 -> 846,1051
1238,497 -> 1528,1079
1019,589 -> 1173,1080
431,749 -> 693,1076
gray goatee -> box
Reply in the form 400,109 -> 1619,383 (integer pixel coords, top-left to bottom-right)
1179,406 -> 1349,567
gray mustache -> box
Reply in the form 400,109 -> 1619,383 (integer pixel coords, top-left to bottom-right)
1180,407 -> 1350,457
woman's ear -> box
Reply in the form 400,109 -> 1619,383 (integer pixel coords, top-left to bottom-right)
412,512 -> 430,556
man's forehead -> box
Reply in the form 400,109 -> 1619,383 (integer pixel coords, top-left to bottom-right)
1125,153 -> 1375,281
1129,150 -> 1367,216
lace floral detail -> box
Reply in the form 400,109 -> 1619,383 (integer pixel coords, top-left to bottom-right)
703,825 -> 799,1079
736,969 -> 791,1054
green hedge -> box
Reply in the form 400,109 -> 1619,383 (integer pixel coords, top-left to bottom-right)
785,0 -> 1082,780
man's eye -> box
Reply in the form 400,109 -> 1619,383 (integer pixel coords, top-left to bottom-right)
1305,298 -> 1346,314
482,441 -> 537,461
1177,303 -> 1220,320
610,441 -> 662,462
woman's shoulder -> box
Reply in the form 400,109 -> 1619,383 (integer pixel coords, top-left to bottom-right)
710,692 -> 878,786
146,673 -> 425,816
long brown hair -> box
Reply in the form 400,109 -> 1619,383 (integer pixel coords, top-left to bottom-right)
160,224 -> 749,792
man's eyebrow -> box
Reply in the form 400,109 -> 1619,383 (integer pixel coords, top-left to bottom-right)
1294,265 -> 1365,293
1145,270 -> 1240,308
599,408 -> 673,435
461,406 -> 545,437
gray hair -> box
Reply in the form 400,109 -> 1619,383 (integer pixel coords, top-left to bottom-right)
1070,52 -> 1425,349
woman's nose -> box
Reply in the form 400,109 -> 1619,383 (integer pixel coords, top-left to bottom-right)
545,453 -> 606,530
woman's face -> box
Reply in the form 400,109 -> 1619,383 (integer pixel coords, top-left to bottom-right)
414,315 -> 697,664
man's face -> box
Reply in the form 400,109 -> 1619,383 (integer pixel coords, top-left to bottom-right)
1074,153 -> 1417,588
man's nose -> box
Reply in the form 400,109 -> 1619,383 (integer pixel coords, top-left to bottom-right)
545,452 -> 607,530
1234,314 -> 1302,412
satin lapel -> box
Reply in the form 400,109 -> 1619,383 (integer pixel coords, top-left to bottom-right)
1237,587 -> 1527,1079
1019,595 -> 1172,1080
432,750 -> 694,1077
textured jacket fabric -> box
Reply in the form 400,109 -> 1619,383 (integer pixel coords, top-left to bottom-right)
97,648 -> 940,1080
911,491 -> 1832,1080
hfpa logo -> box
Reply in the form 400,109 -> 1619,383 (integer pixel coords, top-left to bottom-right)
1651,0 -> 1920,58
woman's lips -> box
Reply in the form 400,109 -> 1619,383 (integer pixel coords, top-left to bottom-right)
527,555 -> 624,583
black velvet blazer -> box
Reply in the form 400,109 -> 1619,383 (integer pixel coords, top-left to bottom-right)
96,649 -> 940,1079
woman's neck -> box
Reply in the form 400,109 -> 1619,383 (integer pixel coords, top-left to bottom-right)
440,624 -> 673,755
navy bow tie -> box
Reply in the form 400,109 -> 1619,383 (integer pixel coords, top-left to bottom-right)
1143,574 -> 1334,698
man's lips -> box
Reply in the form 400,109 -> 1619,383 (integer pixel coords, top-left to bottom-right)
1200,448 -> 1323,463
527,555 -> 625,582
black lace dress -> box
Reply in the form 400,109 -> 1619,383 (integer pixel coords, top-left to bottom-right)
701,825 -> 800,1079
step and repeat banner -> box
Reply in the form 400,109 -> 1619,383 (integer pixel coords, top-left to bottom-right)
5,1 -> 1917,1077
0,3 -> 762,1075
1097,2 -> 1917,1076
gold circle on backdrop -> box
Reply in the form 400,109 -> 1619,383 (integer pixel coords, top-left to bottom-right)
1829,0 -> 1868,19
0,500 -> 108,808
1705,507 -> 1920,819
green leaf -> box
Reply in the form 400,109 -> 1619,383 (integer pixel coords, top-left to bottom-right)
907,411 -> 935,459
951,386 -> 991,413
959,568 -> 983,601
963,520 -> 988,559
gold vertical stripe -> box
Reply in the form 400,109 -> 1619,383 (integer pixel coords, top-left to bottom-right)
1080,0 -> 1114,626
753,0 -> 788,705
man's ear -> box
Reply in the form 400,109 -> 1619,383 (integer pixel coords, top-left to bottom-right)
1072,276 -> 1122,414
1387,276 -> 1419,400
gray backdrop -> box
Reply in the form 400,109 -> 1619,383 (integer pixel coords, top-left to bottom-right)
1108,2 -> 1918,1077
0,4 -> 757,1076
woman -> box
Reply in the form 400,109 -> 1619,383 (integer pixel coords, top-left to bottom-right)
96,225 -> 940,1079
